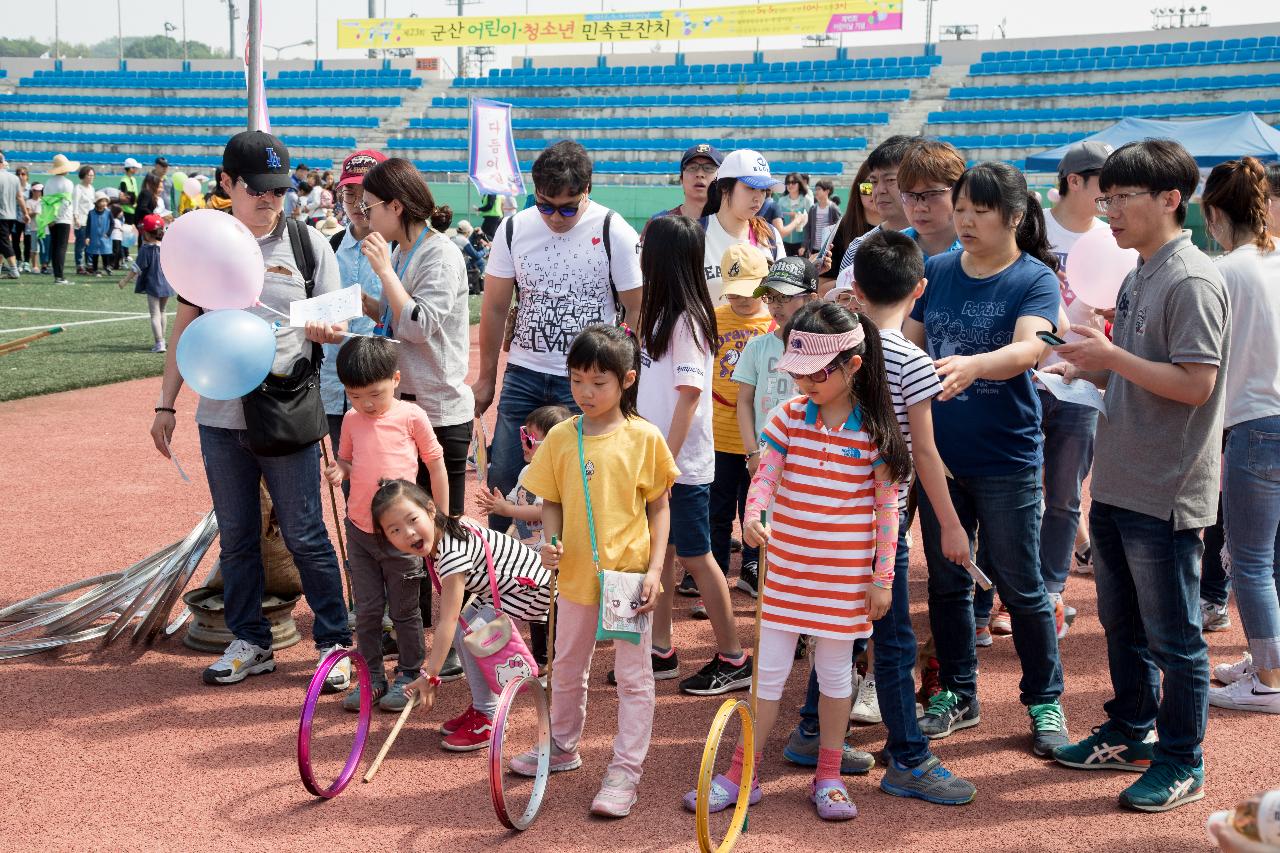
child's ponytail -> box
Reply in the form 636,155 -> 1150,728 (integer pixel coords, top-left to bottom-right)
849,313 -> 913,483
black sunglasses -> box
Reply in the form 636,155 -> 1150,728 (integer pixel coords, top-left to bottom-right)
238,178 -> 288,198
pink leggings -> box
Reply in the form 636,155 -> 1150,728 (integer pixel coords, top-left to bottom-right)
550,599 -> 655,786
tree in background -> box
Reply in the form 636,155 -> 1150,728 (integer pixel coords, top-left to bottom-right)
0,36 -> 228,59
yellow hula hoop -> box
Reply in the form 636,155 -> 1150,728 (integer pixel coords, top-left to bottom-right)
695,697 -> 755,853
695,513 -> 768,853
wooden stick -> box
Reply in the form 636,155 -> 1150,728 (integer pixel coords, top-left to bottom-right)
748,511 -> 767,719
320,437 -> 355,610
0,343 -> 29,357
0,326 -> 62,353
545,536 -> 558,711
362,696 -> 417,783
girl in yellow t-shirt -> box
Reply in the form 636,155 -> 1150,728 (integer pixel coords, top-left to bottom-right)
517,323 -> 679,819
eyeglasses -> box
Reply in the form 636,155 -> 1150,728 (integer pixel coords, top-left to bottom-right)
519,425 -> 543,450
900,187 -> 953,208
357,199 -> 387,216
534,198 -> 583,217
787,360 -> 847,384
785,180 -> 798,185
1094,190 -> 1160,214
760,292 -> 798,305
237,179 -> 288,198
682,162 -> 718,176
859,182 -> 873,196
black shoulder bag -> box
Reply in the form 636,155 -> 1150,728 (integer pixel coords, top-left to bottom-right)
240,219 -> 329,456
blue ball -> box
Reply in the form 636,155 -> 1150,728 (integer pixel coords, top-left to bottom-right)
176,309 -> 277,400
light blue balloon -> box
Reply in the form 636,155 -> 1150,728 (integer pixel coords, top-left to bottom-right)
176,309 -> 276,400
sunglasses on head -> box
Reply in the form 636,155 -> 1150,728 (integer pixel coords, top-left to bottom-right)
238,179 -> 288,198
786,358 -> 847,384
534,199 -> 582,218
519,425 -> 544,451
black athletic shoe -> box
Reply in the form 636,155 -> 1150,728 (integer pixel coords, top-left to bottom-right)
439,647 -> 465,682
607,650 -> 680,685
677,573 -> 700,597
679,654 -> 753,696
735,562 -> 759,598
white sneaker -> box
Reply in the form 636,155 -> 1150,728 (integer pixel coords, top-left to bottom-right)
202,638 -> 275,686
1212,653 -> 1256,685
318,645 -> 352,694
1209,673 -> 1280,714
850,675 -> 882,725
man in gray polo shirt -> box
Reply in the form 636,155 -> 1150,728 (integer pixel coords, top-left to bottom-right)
1046,139 -> 1229,813
0,153 -> 22,279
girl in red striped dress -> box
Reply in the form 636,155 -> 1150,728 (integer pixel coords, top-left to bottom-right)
682,301 -> 912,821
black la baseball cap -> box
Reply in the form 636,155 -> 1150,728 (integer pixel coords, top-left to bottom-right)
754,256 -> 819,297
222,130 -> 292,192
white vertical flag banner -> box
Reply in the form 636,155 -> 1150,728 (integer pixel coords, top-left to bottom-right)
244,13 -> 272,132
468,98 -> 525,197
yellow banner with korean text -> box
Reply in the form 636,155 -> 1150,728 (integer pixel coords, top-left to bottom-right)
337,0 -> 902,49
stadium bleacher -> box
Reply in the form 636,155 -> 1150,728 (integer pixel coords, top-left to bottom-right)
3,29 -> 1279,180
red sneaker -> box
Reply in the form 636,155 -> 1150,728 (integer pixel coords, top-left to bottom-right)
990,601 -> 1013,636
441,708 -> 494,752
439,705 -> 476,736
917,656 -> 941,707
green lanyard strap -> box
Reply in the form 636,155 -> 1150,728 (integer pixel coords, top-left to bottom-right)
575,416 -> 602,573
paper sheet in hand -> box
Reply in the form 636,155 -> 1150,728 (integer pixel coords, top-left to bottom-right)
289,287 -> 361,327
1033,369 -> 1106,414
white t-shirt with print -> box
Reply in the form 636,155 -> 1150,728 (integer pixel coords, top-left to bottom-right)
1043,211 -> 1110,367
702,215 -> 784,303
486,202 -> 642,376
636,317 -> 715,485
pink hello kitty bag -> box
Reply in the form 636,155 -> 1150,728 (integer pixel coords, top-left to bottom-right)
426,522 -> 538,692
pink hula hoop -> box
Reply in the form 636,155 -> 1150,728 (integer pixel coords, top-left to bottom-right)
489,674 -> 551,830
297,648 -> 372,798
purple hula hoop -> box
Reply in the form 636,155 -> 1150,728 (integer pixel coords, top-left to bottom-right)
298,648 -> 372,798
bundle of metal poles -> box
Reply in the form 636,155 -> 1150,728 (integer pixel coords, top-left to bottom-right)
0,512 -> 218,661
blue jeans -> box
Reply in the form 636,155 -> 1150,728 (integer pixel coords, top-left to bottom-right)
919,465 -> 1063,707
1223,416 -> 1280,670
73,225 -> 88,268
198,425 -> 352,651
709,450 -> 758,576
486,363 -> 578,530
797,527 -> 932,767
1038,389 -> 1098,594
1089,500 -> 1208,766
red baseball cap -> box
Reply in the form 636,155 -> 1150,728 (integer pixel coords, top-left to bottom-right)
338,149 -> 387,188
139,214 -> 166,233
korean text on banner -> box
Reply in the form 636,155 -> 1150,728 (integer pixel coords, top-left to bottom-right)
469,99 -> 525,198
337,0 -> 902,49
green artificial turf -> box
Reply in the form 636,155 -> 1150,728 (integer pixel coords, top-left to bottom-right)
0,272 -> 482,403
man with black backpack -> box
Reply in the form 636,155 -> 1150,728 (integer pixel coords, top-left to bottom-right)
472,140 -> 644,531
149,130 -> 355,691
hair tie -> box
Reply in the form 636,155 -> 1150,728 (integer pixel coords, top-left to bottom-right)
617,321 -> 635,339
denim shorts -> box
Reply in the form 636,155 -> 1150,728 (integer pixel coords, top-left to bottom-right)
669,482 -> 712,557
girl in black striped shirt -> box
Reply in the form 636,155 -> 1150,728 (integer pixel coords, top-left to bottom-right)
374,479 -> 551,751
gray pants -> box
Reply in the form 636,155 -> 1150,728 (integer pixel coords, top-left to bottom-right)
346,519 -> 425,684
455,623 -> 499,718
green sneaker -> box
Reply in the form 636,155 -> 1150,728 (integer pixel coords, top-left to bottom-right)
1028,701 -> 1070,757
1118,760 -> 1205,813
1052,724 -> 1154,772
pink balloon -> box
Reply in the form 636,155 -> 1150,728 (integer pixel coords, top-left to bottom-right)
160,208 -> 265,310
1065,227 -> 1139,309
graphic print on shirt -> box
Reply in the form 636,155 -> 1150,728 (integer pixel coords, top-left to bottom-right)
513,240 -> 612,355
758,351 -> 798,422
716,326 -> 758,379
506,480 -> 542,542
924,300 -> 1013,401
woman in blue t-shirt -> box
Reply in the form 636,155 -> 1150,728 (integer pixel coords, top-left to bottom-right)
903,161 -> 1071,756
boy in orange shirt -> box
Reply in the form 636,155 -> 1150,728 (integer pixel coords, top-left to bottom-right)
324,336 -> 450,713
701,244 -> 773,602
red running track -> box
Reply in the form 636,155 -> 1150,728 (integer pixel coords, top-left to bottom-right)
0,330 -> 1268,852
